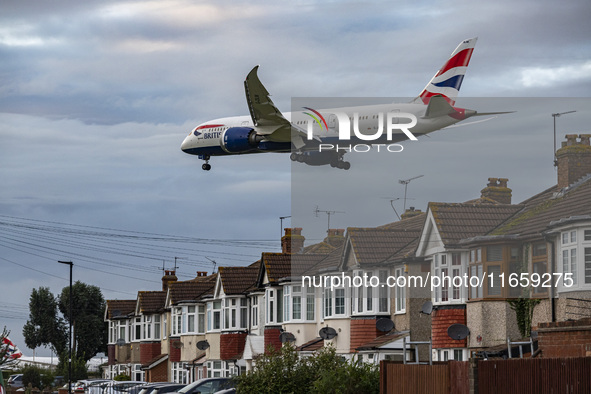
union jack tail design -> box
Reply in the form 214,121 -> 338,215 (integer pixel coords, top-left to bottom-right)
1,336 -> 23,362
416,37 -> 478,105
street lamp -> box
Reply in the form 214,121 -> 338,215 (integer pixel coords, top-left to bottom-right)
553,110 -> 576,166
58,261 -> 73,394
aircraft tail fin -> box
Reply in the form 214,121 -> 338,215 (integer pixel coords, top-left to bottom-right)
414,37 -> 477,106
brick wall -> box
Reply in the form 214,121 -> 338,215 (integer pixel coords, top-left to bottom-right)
140,342 -> 162,364
146,359 -> 168,382
107,344 -> 115,365
220,332 -> 247,360
432,306 -> 467,348
264,327 -> 282,354
169,338 -> 181,362
537,318 -> 591,358
350,317 -> 380,352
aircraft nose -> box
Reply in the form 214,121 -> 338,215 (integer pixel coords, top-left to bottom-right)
181,135 -> 192,152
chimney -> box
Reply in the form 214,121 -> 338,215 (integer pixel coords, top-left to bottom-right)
162,270 -> 178,291
400,207 -> 422,220
195,271 -> 208,277
324,229 -> 345,247
281,228 -> 305,254
556,134 -> 591,188
480,177 -> 512,204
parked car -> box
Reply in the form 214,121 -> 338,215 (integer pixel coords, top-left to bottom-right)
102,381 -> 144,394
87,380 -> 116,394
74,379 -> 111,392
171,378 -> 233,394
212,389 -> 235,394
8,374 -> 24,389
147,384 -> 185,394
129,382 -> 169,394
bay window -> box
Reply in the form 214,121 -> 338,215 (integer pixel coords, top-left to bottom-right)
352,269 -> 389,315
207,301 -> 222,332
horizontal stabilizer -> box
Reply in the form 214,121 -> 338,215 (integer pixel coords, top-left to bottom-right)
423,95 -> 457,119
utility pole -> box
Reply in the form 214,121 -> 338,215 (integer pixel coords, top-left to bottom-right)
58,261 -> 73,394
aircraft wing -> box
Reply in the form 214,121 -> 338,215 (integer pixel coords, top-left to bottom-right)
244,66 -> 307,148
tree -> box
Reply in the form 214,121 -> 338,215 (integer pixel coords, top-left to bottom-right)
22,287 -> 67,355
58,281 -> 107,361
235,344 -> 379,394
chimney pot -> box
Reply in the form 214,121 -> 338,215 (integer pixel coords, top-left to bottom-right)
480,177 -> 512,204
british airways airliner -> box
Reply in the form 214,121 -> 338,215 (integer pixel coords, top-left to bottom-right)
181,38 -> 506,170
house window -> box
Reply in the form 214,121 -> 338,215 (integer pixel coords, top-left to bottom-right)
470,264 -> 483,299
163,314 -> 167,339
134,316 -> 141,341
306,287 -> 315,321
251,296 -> 259,328
585,248 -> 591,284
207,360 -> 224,378
266,288 -> 283,325
352,269 -> 389,315
585,230 -> 591,241
171,307 -> 182,336
322,286 -> 347,318
207,301 -> 222,332
395,267 -> 406,313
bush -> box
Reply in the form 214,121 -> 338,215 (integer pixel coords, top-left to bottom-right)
22,366 -> 42,389
113,374 -> 130,381
56,351 -> 88,382
235,343 -> 379,394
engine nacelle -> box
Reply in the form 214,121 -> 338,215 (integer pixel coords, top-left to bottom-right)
220,127 -> 261,153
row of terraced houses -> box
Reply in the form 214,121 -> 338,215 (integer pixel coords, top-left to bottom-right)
104,134 -> 591,382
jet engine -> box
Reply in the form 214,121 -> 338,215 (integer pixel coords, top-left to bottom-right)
220,127 -> 264,153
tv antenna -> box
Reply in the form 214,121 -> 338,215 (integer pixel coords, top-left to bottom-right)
314,206 -> 344,233
279,215 -> 291,239
204,256 -> 217,273
399,175 -> 424,211
552,110 -> 576,166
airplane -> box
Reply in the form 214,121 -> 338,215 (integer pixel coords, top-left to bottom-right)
181,37 -> 508,171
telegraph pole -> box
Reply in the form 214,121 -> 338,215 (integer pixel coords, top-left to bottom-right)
58,261 -> 73,394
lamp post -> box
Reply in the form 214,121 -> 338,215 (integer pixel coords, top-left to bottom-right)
58,261 -> 73,394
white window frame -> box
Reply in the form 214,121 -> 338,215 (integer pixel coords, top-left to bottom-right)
265,288 -> 283,325
351,269 -> 389,316
222,297 -> 248,331
432,252 -> 467,305
251,295 -> 259,329
395,267 -> 406,314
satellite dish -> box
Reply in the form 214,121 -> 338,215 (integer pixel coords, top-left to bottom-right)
319,327 -> 338,340
116,338 -> 125,346
196,340 -> 210,350
279,332 -> 296,343
376,318 -> 394,332
172,341 -> 183,349
447,324 -> 470,340
420,301 -> 433,315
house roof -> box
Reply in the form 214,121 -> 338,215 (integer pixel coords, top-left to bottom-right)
429,202 -> 523,246
346,227 -> 423,266
356,331 -> 409,351
490,177 -> 591,238
296,337 -> 324,352
310,244 -> 345,274
137,291 -> 166,314
218,262 -> 259,295
168,275 -> 216,305
105,299 -> 136,319
260,253 -> 326,284
140,353 -> 168,370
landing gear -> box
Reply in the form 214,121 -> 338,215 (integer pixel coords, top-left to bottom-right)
200,155 -> 211,171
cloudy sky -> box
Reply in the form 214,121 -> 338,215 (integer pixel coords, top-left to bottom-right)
1,0 -> 590,357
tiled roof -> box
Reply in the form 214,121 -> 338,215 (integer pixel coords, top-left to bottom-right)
168,275 -> 216,305
219,262 -> 259,295
261,253 -> 327,283
296,337 -> 324,352
105,299 -> 136,319
141,353 -> 168,370
490,179 -> 591,238
347,227 -> 422,266
429,202 -> 523,246
138,291 -> 166,314
378,212 -> 426,231
356,331 -> 409,351
310,244 -> 344,274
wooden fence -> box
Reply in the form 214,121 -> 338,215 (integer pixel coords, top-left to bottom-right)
380,361 -> 468,394
381,357 -> 591,394
478,357 -> 591,394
